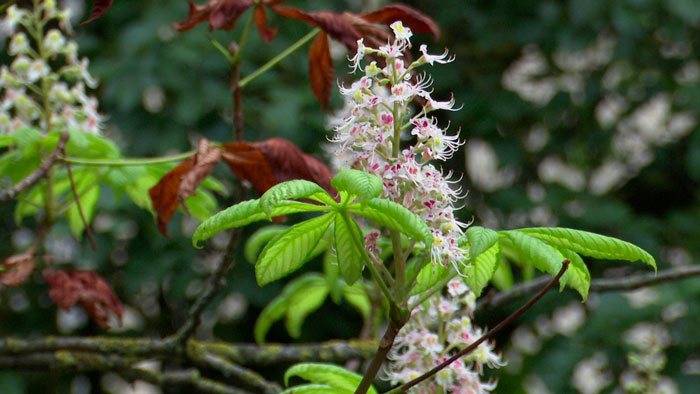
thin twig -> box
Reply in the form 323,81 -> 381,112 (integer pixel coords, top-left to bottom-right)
64,159 -> 97,250
477,264 -> 700,311
0,131 -> 69,204
386,260 -> 570,394
171,227 -> 242,344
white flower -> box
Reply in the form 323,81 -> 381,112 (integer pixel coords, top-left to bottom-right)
26,59 -> 50,83
9,32 -> 30,55
348,38 -> 366,72
418,44 -> 455,66
390,21 -> 413,46
2,5 -> 27,34
43,29 -> 66,56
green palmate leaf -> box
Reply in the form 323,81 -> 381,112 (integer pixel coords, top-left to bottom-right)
334,214 -> 365,285
342,283 -> 370,319
412,262 -> 450,295
184,189 -> 218,222
67,185 -> 100,239
0,135 -> 13,148
254,294 -> 289,344
518,227 -> 656,270
193,200 -> 328,248
245,225 -> 289,263
13,128 -> 41,150
284,363 -> 376,394
256,213 -> 336,285
557,248 -> 591,299
254,274 -> 324,344
331,169 -> 382,201
503,231 -> 565,277
353,198 -> 433,249
491,257 -> 513,291
285,276 -> 329,338
465,242 -> 501,297
465,226 -> 499,259
323,250 -> 342,303
261,179 -> 330,215
280,384 -> 352,394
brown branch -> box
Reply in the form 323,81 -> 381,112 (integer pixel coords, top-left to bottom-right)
386,260 -> 570,394
124,367 -> 252,394
354,305 -> 409,394
65,159 -> 97,250
477,264 -> 700,311
0,337 -> 378,366
188,345 -> 282,393
0,131 -> 69,204
171,227 -> 242,345
230,43 -> 244,141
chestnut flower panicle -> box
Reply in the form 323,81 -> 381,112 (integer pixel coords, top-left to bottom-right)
0,2 -> 104,135
328,21 -> 505,392
328,21 -> 466,270
385,280 -> 505,393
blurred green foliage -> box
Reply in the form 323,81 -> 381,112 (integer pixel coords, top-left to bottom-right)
2,0 -> 700,392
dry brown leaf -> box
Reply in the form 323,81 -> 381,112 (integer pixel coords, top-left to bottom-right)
149,139 -> 222,236
308,32 -> 334,108
270,5 -> 361,49
174,0 -> 255,32
0,252 -> 36,287
178,139 -> 222,212
360,4 -> 440,40
222,141 -> 279,195
81,0 -> 115,25
148,159 -> 193,236
43,270 -> 124,329
254,5 -> 278,43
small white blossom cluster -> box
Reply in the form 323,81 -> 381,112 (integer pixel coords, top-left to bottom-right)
619,322 -> 678,394
328,21 -> 465,269
384,279 -> 504,393
1,1 -> 103,135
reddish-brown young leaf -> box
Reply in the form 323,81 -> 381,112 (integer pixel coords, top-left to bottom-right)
270,5 -> 361,49
251,138 -> 333,193
0,252 -> 36,287
43,270 -> 124,329
308,32 -> 334,108
253,5 -> 278,43
174,0 -> 255,32
149,159 -> 193,236
222,141 -> 279,195
178,139 -> 222,213
360,4 -> 440,39
149,139 -> 223,236
223,138 -> 333,195
80,0 -> 115,25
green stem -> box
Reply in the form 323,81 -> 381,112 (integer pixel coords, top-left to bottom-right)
239,28 -> 321,88
342,212 -> 395,305
230,9 -> 256,65
60,151 -> 196,167
409,270 -> 458,310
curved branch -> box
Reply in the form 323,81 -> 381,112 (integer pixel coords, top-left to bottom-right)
477,264 -> 700,311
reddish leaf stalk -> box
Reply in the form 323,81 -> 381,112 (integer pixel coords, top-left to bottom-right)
230,43 -> 244,141
385,260 -> 571,394
65,160 -> 97,251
